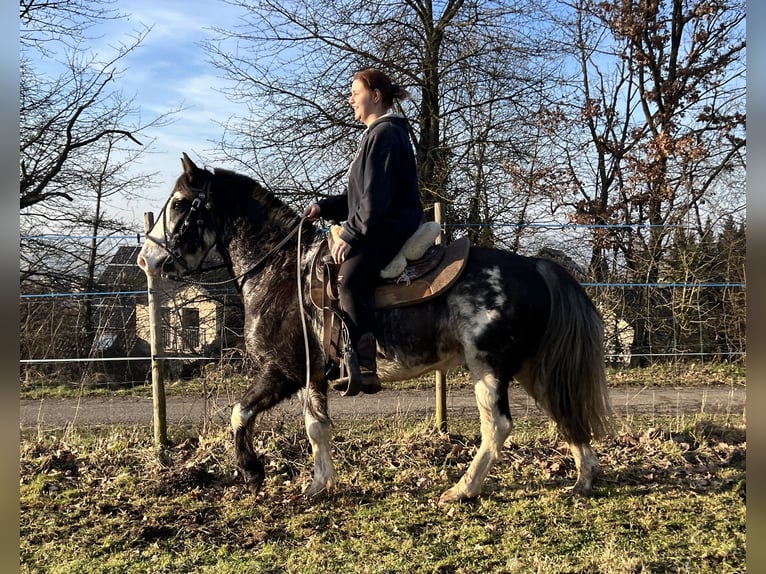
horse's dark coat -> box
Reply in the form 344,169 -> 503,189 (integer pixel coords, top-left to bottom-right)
138,154 -> 611,502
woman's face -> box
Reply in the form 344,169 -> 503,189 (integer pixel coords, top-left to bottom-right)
349,78 -> 383,126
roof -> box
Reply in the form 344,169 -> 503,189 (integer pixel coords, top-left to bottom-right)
98,245 -> 146,290
97,245 -> 238,295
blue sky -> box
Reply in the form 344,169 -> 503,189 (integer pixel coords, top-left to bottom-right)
81,1 -> 250,225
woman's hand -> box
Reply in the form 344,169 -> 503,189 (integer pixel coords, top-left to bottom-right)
331,237 -> 351,264
303,203 -> 321,222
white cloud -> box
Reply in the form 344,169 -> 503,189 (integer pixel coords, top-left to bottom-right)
87,1 -> 251,225
23,0 -> 253,227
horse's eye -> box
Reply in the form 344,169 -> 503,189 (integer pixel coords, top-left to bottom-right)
171,199 -> 184,210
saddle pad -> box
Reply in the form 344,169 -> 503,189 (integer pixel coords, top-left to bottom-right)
309,236 -> 471,310
374,236 -> 470,308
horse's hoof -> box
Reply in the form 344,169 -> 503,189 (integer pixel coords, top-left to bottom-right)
303,487 -> 329,499
238,467 -> 265,493
438,491 -> 459,505
244,477 -> 264,494
303,480 -> 334,499
570,481 -> 593,497
438,487 -> 475,505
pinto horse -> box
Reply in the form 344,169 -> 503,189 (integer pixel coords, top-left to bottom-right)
137,153 -> 611,503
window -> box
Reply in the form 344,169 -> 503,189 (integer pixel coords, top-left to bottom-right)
160,307 -> 172,350
181,307 -> 200,350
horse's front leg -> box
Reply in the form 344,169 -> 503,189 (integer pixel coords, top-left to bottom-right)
230,401 -> 264,490
230,365 -> 302,489
300,379 -> 336,497
439,364 -> 513,504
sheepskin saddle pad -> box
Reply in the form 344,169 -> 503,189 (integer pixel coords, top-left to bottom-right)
310,223 -> 471,310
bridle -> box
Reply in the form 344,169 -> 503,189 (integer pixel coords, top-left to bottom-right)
144,177 -> 221,279
145,172 -> 305,288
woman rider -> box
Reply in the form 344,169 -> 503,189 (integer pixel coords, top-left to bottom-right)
304,68 -> 424,394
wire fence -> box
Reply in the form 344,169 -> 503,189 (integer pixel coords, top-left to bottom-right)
20,222 -> 746,390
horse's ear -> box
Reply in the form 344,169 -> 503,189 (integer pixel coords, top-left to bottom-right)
181,152 -> 199,181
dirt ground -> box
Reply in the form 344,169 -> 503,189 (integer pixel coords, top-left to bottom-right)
20,384 -> 746,431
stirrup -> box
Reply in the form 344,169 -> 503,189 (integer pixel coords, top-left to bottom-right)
331,348 -> 382,397
333,347 -> 363,397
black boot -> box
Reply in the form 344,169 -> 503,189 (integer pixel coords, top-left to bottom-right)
334,332 -> 382,397
354,332 -> 382,394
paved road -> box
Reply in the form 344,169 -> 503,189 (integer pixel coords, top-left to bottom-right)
20,385 -> 745,430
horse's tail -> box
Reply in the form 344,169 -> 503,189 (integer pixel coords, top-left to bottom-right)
526,260 -> 612,443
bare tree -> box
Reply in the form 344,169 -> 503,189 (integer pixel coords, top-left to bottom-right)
554,0 -> 746,363
205,0 -> 565,240
20,0 -> 121,50
19,0 -> 175,378
20,0 -> 177,285
20,32 -> 155,210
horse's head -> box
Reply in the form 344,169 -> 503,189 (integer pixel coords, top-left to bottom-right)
137,152 -> 219,278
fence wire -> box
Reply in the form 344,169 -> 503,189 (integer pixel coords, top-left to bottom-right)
20,226 -> 746,389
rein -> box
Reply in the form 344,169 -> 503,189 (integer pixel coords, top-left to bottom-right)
295,216 -> 313,406
163,222 -> 302,289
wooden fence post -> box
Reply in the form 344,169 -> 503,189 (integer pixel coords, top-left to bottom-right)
434,202 -> 448,433
143,213 -> 168,447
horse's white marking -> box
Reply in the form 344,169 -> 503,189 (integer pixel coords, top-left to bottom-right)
475,309 -> 501,336
569,442 -> 600,496
453,302 -> 500,362
483,266 -> 507,309
302,403 -> 336,497
451,266 -> 507,347
439,359 -> 513,503
230,403 -> 252,433
137,216 -> 169,274
376,353 -> 462,383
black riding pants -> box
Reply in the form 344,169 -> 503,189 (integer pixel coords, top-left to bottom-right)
337,234 -> 409,345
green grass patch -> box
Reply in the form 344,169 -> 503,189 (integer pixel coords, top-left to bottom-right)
605,361 -> 745,388
20,361 -> 746,400
21,413 -> 745,573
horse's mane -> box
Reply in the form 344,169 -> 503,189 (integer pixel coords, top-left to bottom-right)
210,167 -> 300,229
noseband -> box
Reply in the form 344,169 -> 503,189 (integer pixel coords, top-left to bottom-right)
145,177 -> 216,277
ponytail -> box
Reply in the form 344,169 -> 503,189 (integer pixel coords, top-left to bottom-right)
391,83 -> 411,102
354,69 -> 410,108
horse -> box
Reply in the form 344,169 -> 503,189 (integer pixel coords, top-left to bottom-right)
137,152 -> 611,504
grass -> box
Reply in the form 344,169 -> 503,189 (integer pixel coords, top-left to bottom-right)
20,412 -> 745,573
20,361 -> 746,400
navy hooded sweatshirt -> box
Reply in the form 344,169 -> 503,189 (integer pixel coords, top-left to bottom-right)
317,114 -> 423,245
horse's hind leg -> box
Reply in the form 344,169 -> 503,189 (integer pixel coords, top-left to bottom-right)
439,362 -> 513,505
300,380 -> 336,497
569,442 -> 600,496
